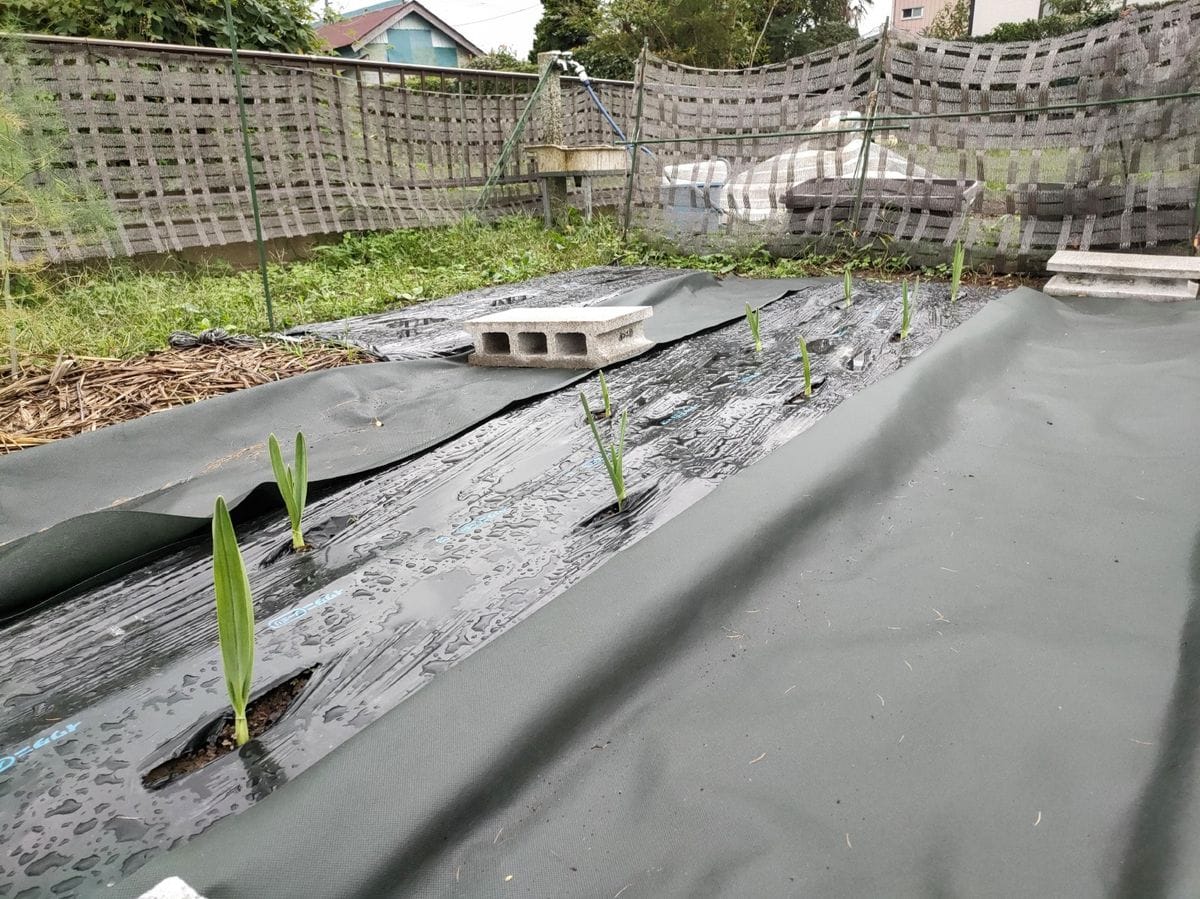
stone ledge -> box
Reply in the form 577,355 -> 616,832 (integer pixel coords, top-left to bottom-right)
1044,273 -> 1198,303
1047,250 -> 1200,279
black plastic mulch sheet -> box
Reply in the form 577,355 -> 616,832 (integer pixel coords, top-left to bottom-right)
0,269 -> 801,612
1,274 -> 993,896
118,288 -> 1200,897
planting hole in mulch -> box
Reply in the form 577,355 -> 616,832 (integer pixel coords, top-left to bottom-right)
260,515 -> 357,566
141,669 -> 314,790
579,484 -> 659,528
784,376 -> 828,404
844,348 -> 872,371
804,337 -> 840,354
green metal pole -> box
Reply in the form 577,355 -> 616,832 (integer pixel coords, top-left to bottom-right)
224,0 -> 275,332
473,64 -> 556,216
850,23 -> 889,236
621,40 -> 649,240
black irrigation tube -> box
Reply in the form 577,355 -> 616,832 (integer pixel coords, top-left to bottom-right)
625,88 -> 1200,148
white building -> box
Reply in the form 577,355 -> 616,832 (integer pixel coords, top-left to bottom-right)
968,0 -> 1045,34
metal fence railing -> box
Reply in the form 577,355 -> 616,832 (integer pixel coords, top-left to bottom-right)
625,0 -> 1200,269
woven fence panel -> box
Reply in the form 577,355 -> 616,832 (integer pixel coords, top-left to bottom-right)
1,40 -> 631,263
630,0 -> 1200,268
629,37 -> 880,253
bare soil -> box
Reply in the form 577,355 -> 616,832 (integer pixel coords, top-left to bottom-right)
141,670 -> 314,789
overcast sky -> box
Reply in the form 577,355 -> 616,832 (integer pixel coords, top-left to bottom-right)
317,1 -> 890,57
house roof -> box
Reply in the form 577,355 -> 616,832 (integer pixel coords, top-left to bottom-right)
317,1 -> 484,56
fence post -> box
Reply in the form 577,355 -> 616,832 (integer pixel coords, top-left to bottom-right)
850,24 -> 890,242
534,52 -> 568,226
1192,167 -> 1200,255
222,0 -> 275,332
621,41 -> 650,239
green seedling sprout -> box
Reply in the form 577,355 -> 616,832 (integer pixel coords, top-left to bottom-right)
212,496 -> 255,747
900,278 -> 917,342
745,303 -> 763,353
599,369 -> 612,418
799,336 -> 813,398
580,390 -> 628,512
268,431 -> 308,551
949,240 -> 965,304
843,267 -> 853,308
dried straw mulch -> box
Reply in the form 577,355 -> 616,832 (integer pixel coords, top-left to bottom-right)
0,342 -> 374,453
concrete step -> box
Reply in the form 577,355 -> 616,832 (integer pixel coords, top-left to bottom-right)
1047,250 -> 1200,279
1044,273 -> 1199,303
464,306 -> 654,369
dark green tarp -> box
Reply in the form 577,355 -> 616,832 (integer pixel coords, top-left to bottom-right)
117,288 -> 1200,897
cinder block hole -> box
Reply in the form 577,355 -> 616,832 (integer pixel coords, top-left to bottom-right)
481,332 -> 511,354
517,332 -> 548,354
557,332 -> 587,355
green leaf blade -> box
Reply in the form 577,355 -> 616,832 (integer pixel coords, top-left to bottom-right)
212,495 -> 254,746
294,431 -> 308,529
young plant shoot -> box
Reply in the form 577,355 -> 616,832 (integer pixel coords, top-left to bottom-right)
268,431 -> 308,550
580,390 -> 628,512
949,240 -> 965,304
745,303 -> 763,353
799,336 -> 813,398
843,267 -> 853,308
598,368 -> 612,418
212,496 -> 255,747
900,279 -> 916,342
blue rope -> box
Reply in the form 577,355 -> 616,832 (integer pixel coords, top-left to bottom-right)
582,79 -> 654,157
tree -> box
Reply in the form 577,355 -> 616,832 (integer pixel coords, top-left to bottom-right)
0,42 -> 109,379
530,0 -> 601,59
753,0 -> 859,62
974,0 -> 1119,41
924,0 -> 971,39
569,0 -> 756,79
570,0 -> 861,80
0,0 -> 322,54
465,47 -> 538,74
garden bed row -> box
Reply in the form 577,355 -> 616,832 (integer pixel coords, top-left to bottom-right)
0,271 -> 993,895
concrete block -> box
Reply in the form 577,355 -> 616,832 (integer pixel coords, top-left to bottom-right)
1044,273 -> 1198,303
1047,250 -> 1200,279
138,878 -> 208,899
465,306 -> 654,369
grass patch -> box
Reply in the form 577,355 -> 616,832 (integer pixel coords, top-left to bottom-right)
7,213 -> 937,360
9,217 -> 628,358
